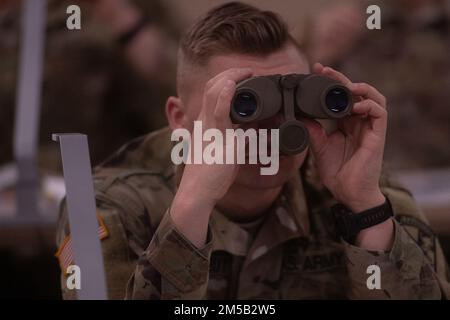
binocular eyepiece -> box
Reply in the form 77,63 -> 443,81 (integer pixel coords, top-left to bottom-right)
230,74 -> 353,154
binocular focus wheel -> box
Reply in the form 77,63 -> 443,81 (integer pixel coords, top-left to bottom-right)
279,120 -> 309,155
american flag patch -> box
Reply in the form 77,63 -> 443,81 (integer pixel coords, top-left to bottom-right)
55,214 -> 109,274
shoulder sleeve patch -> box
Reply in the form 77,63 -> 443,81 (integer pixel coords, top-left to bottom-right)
55,214 -> 109,274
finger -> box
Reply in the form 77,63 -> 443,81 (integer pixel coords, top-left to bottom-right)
349,82 -> 387,108
302,118 -> 328,156
214,80 -> 236,123
352,100 -> 387,135
320,66 -> 352,86
337,114 -> 362,138
207,70 -> 242,94
201,78 -> 236,121
313,62 -> 324,74
202,69 -> 252,117
319,66 -> 366,103
204,68 -> 252,92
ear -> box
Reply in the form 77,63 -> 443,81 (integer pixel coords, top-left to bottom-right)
165,96 -> 186,130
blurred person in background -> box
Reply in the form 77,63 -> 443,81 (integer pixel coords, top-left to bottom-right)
0,0 -> 179,299
0,0 -> 179,173
303,0 -> 450,171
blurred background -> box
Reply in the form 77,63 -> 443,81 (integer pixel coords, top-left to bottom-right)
0,0 -> 449,299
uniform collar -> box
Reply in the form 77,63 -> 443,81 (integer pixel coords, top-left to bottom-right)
209,172 -> 310,266
162,127 -> 318,261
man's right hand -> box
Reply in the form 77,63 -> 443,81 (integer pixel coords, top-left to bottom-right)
170,68 -> 252,247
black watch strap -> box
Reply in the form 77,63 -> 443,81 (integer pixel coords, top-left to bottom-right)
331,199 -> 393,240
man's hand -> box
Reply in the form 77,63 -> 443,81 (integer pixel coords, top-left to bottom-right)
171,68 -> 252,247
304,63 -> 387,212
304,63 -> 393,250
178,68 -> 253,203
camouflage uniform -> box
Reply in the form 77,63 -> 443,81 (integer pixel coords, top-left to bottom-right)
56,127 -> 450,299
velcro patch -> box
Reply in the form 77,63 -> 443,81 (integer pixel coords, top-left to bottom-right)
55,214 -> 109,274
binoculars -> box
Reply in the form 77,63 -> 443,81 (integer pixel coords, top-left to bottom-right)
230,74 -> 353,154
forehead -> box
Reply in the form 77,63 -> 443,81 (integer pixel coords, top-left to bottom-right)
206,44 -> 310,78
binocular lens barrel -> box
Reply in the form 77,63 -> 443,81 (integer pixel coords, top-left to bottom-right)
229,73 -> 353,155
230,76 -> 282,123
325,87 -> 349,113
230,73 -> 353,124
233,92 -> 258,117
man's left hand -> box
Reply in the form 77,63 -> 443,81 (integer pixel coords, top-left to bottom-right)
303,63 -> 387,213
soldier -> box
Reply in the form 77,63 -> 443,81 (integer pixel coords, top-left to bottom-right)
303,0 -> 450,170
56,2 -> 450,299
0,0 -> 177,170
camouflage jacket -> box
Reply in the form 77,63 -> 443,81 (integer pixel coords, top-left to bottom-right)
56,127 -> 450,299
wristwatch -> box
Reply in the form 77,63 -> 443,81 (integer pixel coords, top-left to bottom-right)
331,199 -> 393,240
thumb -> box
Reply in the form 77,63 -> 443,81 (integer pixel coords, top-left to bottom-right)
302,119 -> 328,156
313,62 -> 325,74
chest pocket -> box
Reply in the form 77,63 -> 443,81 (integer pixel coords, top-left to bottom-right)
280,238 -> 349,299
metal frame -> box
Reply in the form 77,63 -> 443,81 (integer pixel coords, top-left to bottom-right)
53,134 -> 107,300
